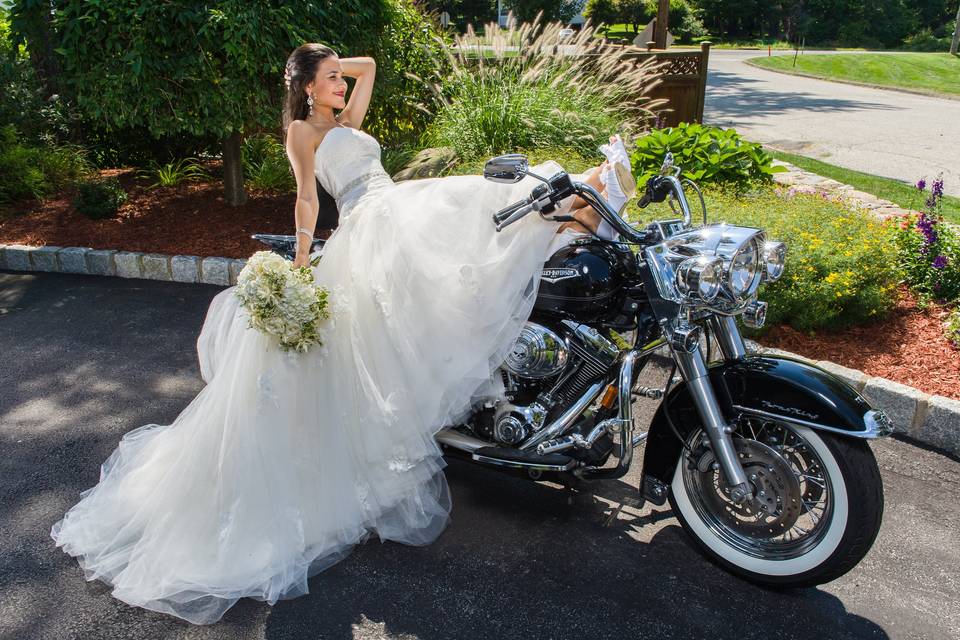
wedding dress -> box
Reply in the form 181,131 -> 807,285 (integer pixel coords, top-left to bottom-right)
50,125 -> 580,624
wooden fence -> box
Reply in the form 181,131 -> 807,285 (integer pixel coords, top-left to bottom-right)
623,42 -> 711,127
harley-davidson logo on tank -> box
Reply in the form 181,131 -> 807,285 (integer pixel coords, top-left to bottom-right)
540,268 -> 579,284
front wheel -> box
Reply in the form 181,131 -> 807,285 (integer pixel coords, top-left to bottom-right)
669,420 -> 884,588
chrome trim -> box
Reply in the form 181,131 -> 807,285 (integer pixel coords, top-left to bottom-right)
519,381 -> 606,451
741,300 -> 767,330
675,347 -> 750,492
709,315 -> 747,361
470,452 -> 577,472
435,428 -> 490,452
503,322 -> 568,379
632,431 -> 649,447
732,405 -> 893,439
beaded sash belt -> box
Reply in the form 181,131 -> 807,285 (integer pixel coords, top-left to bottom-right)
333,169 -> 393,205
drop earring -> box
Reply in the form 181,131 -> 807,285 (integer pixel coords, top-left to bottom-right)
306,93 -> 314,117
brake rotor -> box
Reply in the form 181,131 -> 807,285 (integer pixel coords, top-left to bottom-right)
698,439 -> 803,537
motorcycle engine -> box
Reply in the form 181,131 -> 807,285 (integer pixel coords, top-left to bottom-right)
478,321 -> 620,446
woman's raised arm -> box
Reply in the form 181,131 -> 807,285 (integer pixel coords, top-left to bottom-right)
337,57 -> 376,129
285,120 -> 320,268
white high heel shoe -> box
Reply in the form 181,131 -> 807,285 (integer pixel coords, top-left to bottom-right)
598,135 -> 636,214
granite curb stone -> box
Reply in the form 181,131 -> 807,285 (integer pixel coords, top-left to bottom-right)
916,396 -> 960,457
228,259 -> 247,286
200,256 -> 231,286
141,253 -> 172,281
171,255 -> 200,283
30,245 -> 61,272
862,377 -> 928,435
114,252 -> 143,279
3,245 -> 33,270
58,247 -> 90,274
86,249 -> 117,276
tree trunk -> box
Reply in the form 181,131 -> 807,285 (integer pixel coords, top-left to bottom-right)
222,131 -> 247,206
951,4 -> 960,55
654,0 -> 670,49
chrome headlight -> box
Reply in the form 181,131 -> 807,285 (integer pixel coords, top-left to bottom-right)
762,241 -> 787,282
729,235 -> 763,301
643,223 -> 768,310
675,256 -> 723,302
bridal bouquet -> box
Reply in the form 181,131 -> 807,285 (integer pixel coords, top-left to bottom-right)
234,251 -> 330,353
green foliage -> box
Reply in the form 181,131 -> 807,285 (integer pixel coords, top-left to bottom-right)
505,0 -> 583,23
74,177 -> 127,220
0,123 -> 91,205
630,124 -> 783,189
447,145 -> 598,176
946,306 -> 960,347
9,1 -> 443,155
413,16 -> 663,163
640,186 -> 900,332
901,28 -> 954,51
242,134 -> 295,193
138,158 -> 212,189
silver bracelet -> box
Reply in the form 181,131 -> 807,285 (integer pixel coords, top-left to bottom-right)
296,228 -> 313,239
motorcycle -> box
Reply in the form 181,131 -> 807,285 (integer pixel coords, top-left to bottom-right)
253,152 -> 890,588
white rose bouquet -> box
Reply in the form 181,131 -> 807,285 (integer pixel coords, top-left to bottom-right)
234,251 -> 331,353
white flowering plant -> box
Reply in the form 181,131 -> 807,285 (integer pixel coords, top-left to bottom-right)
234,251 -> 331,353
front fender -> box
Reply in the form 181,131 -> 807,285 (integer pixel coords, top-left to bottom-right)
641,355 -> 893,487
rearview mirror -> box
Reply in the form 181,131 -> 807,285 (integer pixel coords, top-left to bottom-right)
483,154 -> 529,183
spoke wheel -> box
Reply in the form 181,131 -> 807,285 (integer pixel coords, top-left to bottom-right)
683,420 -> 832,561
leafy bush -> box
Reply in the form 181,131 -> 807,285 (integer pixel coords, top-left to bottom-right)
412,16 -> 664,163
0,124 -> 91,205
138,158 -> 212,189
891,177 -> 960,303
630,123 -> 783,190
242,134 -> 294,193
946,307 -> 960,348
74,178 -> 127,219
650,186 -> 900,332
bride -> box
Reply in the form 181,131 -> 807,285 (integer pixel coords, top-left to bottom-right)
51,43 -> 630,625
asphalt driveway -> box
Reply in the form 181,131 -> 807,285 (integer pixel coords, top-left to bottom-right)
705,50 -> 960,196
1,271 -> 958,639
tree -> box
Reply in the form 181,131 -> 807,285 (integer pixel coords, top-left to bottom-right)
952,2 -> 960,54
505,0 -> 582,24
584,0 -> 620,32
10,1 -> 441,205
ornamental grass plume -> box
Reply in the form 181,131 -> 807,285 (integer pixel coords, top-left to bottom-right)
408,11 -> 666,160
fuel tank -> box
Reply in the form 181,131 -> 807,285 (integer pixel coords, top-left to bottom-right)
534,237 -> 640,324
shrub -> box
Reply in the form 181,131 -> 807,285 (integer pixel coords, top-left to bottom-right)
242,134 -> 294,193
411,16 -> 664,163
74,178 -> 127,219
646,186 -> 899,332
0,124 -> 91,205
630,123 -> 783,190
946,307 -> 960,348
891,177 -> 960,303
138,158 -> 212,189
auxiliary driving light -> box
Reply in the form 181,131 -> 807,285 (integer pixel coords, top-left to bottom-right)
762,241 -> 787,282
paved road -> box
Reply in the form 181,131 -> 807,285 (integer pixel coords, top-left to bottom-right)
2,271 -> 959,639
704,50 -> 960,196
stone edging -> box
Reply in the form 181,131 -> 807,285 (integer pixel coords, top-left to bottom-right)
0,244 -> 247,287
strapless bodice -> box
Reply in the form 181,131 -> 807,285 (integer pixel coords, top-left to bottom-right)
314,126 -> 394,215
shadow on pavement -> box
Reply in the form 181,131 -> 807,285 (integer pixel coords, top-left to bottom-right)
705,69 -> 901,125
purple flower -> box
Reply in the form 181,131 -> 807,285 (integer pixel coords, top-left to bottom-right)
931,255 -> 948,269
932,176 -> 944,199
916,178 -> 927,191
916,212 -> 938,245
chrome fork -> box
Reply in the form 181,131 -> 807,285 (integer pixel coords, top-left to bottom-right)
672,326 -> 752,502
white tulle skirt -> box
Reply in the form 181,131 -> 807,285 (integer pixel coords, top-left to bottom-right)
51,162 -> 572,624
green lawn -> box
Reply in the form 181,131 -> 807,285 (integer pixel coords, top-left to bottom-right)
750,52 -> 960,97
769,150 -> 960,224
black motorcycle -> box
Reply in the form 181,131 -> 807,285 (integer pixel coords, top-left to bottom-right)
254,152 -> 890,588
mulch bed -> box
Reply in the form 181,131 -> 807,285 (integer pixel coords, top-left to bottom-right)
0,168 -> 329,260
759,288 -> 960,400
3,172 -> 958,399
